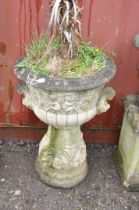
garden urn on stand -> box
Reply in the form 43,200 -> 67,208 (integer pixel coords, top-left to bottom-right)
14,0 -> 116,188
15,60 -> 116,188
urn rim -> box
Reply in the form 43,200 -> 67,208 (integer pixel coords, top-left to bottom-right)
14,57 -> 116,92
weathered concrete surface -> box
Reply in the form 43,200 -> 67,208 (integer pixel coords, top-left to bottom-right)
0,141 -> 139,210
36,126 -> 88,188
14,58 -> 116,91
116,95 -> 139,191
14,54 -> 116,188
18,83 -> 115,188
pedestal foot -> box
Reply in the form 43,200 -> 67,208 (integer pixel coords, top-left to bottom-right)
35,125 -> 88,188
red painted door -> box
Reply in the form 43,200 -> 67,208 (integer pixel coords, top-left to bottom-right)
0,0 -> 139,143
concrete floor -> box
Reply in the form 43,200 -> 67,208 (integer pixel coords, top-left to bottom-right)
0,141 -> 139,210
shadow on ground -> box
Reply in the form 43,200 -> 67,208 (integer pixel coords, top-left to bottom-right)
0,141 -> 139,210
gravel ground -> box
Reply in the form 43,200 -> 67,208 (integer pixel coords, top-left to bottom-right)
0,141 -> 139,210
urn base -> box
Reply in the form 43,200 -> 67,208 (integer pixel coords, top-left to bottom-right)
35,125 -> 88,188
35,158 -> 88,188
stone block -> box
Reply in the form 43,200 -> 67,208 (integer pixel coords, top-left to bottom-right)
116,95 -> 139,191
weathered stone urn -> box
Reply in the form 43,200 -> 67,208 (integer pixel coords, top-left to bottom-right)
116,95 -> 139,191
14,58 -> 116,188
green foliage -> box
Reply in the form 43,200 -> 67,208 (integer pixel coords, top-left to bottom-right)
50,36 -> 61,51
16,0 -> 110,78
26,34 -> 48,59
16,36 -> 107,77
74,42 -> 106,71
16,35 -> 62,76
60,42 -> 107,77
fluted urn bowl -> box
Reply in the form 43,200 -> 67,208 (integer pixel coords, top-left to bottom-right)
14,57 -> 116,188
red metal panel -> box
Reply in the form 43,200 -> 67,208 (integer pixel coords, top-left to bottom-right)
0,0 -> 139,143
